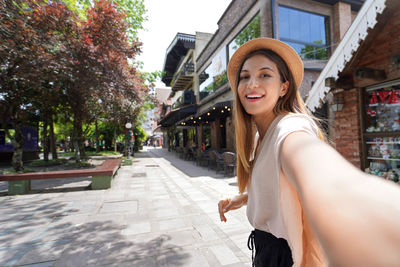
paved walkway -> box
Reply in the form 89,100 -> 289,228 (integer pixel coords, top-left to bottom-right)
0,147 -> 252,266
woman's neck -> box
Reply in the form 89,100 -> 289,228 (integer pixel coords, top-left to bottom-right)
253,113 -> 278,140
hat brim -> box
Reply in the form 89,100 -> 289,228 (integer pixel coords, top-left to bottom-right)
227,38 -> 303,91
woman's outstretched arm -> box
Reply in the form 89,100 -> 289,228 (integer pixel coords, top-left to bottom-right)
281,131 -> 400,267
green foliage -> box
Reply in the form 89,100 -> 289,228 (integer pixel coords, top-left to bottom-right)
67,161 -> 94,168
231,14 -> 260,49
300,40 -> 328,60
63,0 -> 147,40
133,125 -> 147,143
27,158 -> 68,167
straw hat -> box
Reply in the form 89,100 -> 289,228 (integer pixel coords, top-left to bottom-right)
227,37 -> 303,91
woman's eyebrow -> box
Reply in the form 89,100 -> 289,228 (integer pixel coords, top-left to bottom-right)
260,66 -> 274,71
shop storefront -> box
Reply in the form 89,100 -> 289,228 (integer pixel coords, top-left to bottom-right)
363,80 -> 400,181
306,0 -> 400,184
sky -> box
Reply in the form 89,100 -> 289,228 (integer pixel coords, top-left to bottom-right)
137,0 -> 232,87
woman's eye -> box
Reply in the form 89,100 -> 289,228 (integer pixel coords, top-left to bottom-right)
261,73 -> 271,78
239,75 -> 249,81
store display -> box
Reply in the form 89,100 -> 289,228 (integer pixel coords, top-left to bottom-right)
365,85 -> 400,184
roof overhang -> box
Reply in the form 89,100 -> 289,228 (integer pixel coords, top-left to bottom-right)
305,0 -> 386,112
178,101 -> 233,127
158,104 -> 197,127
162,33 -> 195,86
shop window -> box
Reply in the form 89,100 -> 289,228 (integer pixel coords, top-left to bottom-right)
364,83 -> 400,184
278,6 -> 329,60
199,47 -> 227,100
228,13 -> 260,59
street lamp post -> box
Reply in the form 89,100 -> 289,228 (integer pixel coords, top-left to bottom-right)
125,122 -> 132,160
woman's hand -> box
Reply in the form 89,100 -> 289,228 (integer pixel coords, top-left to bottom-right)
218,194 -> 248,222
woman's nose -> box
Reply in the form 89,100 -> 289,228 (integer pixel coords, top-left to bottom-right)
248,76 -> 259,88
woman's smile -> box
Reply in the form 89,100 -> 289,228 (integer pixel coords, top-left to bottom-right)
245,93 -> 265,102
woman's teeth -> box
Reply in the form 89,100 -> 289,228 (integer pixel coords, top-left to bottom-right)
246,95 -> 263,99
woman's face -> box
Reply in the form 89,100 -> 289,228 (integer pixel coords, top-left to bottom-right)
237,54 -> 288,119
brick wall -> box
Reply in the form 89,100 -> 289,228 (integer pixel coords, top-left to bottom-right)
333,89 -> 362,168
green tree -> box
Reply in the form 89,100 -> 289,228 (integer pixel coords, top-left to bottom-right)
231,14 -> 260,49
300,40 -> 328,60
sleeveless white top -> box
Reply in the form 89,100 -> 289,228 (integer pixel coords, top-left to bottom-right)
246,113 -> 327,266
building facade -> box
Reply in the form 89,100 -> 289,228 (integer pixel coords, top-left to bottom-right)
159,0 -> 364,154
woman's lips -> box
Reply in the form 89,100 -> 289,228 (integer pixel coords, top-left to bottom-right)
246,94 -> 265,102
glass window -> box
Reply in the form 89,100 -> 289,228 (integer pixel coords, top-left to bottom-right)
199,47 -> 228,100
228,14 -> 260,59
278,6 -> 329,60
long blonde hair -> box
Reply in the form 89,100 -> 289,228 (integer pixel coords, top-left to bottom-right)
234,49 -> 326,193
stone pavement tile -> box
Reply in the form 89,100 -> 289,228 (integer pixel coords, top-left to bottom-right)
158,247 -> 209,267
187,214 -> 214,227
0,226 -> 47,247
158,217 -> 187,231
105,257 -> 158,267
209,244 -> 241,266
194,224 -> 219,242
15,240 -> 70,266
152,198 -> 176,209
99,200 -> 138,214
163,229 -> 201,248
0,246 -> 24,266
31,215 -> 89,243
54,240 -> 135,267
121,221 -> 151,236
66,200 -> 101,214
123,212 -> 150,224
230,232 -> 252,257
18,261 -> 56,267
153,207 -> 180,219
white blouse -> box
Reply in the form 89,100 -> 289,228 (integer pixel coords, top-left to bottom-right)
246,113 -> 327,266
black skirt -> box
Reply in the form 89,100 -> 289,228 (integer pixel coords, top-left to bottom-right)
247,229 -> 294,267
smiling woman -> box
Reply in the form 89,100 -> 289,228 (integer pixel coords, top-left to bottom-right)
218,38 -> 400,267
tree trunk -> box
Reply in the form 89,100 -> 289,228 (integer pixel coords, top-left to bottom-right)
72,117 -> 83,162
79,134 -> 86,159
73,137 -> 80,163
73,117 -> 86,162
114,126 -> 117,152
95,120 -> 100,153
43,118 -> 49,161
49,114 -> 57,159
11,124 -> 24,172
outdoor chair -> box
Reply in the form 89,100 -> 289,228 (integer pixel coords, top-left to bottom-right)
196,149 -> 209,167
222,152 -> 237,177
208,150 -> 224,173
176,147 -> 184,159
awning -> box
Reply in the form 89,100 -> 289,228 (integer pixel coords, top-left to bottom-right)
305,0 -> 386,112
158,104 -> 197,127
178,101 -> 233,127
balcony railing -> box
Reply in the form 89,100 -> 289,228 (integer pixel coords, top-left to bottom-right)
171,63 -> 194,91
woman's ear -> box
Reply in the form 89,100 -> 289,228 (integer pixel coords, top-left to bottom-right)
281,81 -> 289,97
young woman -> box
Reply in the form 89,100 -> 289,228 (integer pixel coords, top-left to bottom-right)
218,38 -> 400,267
